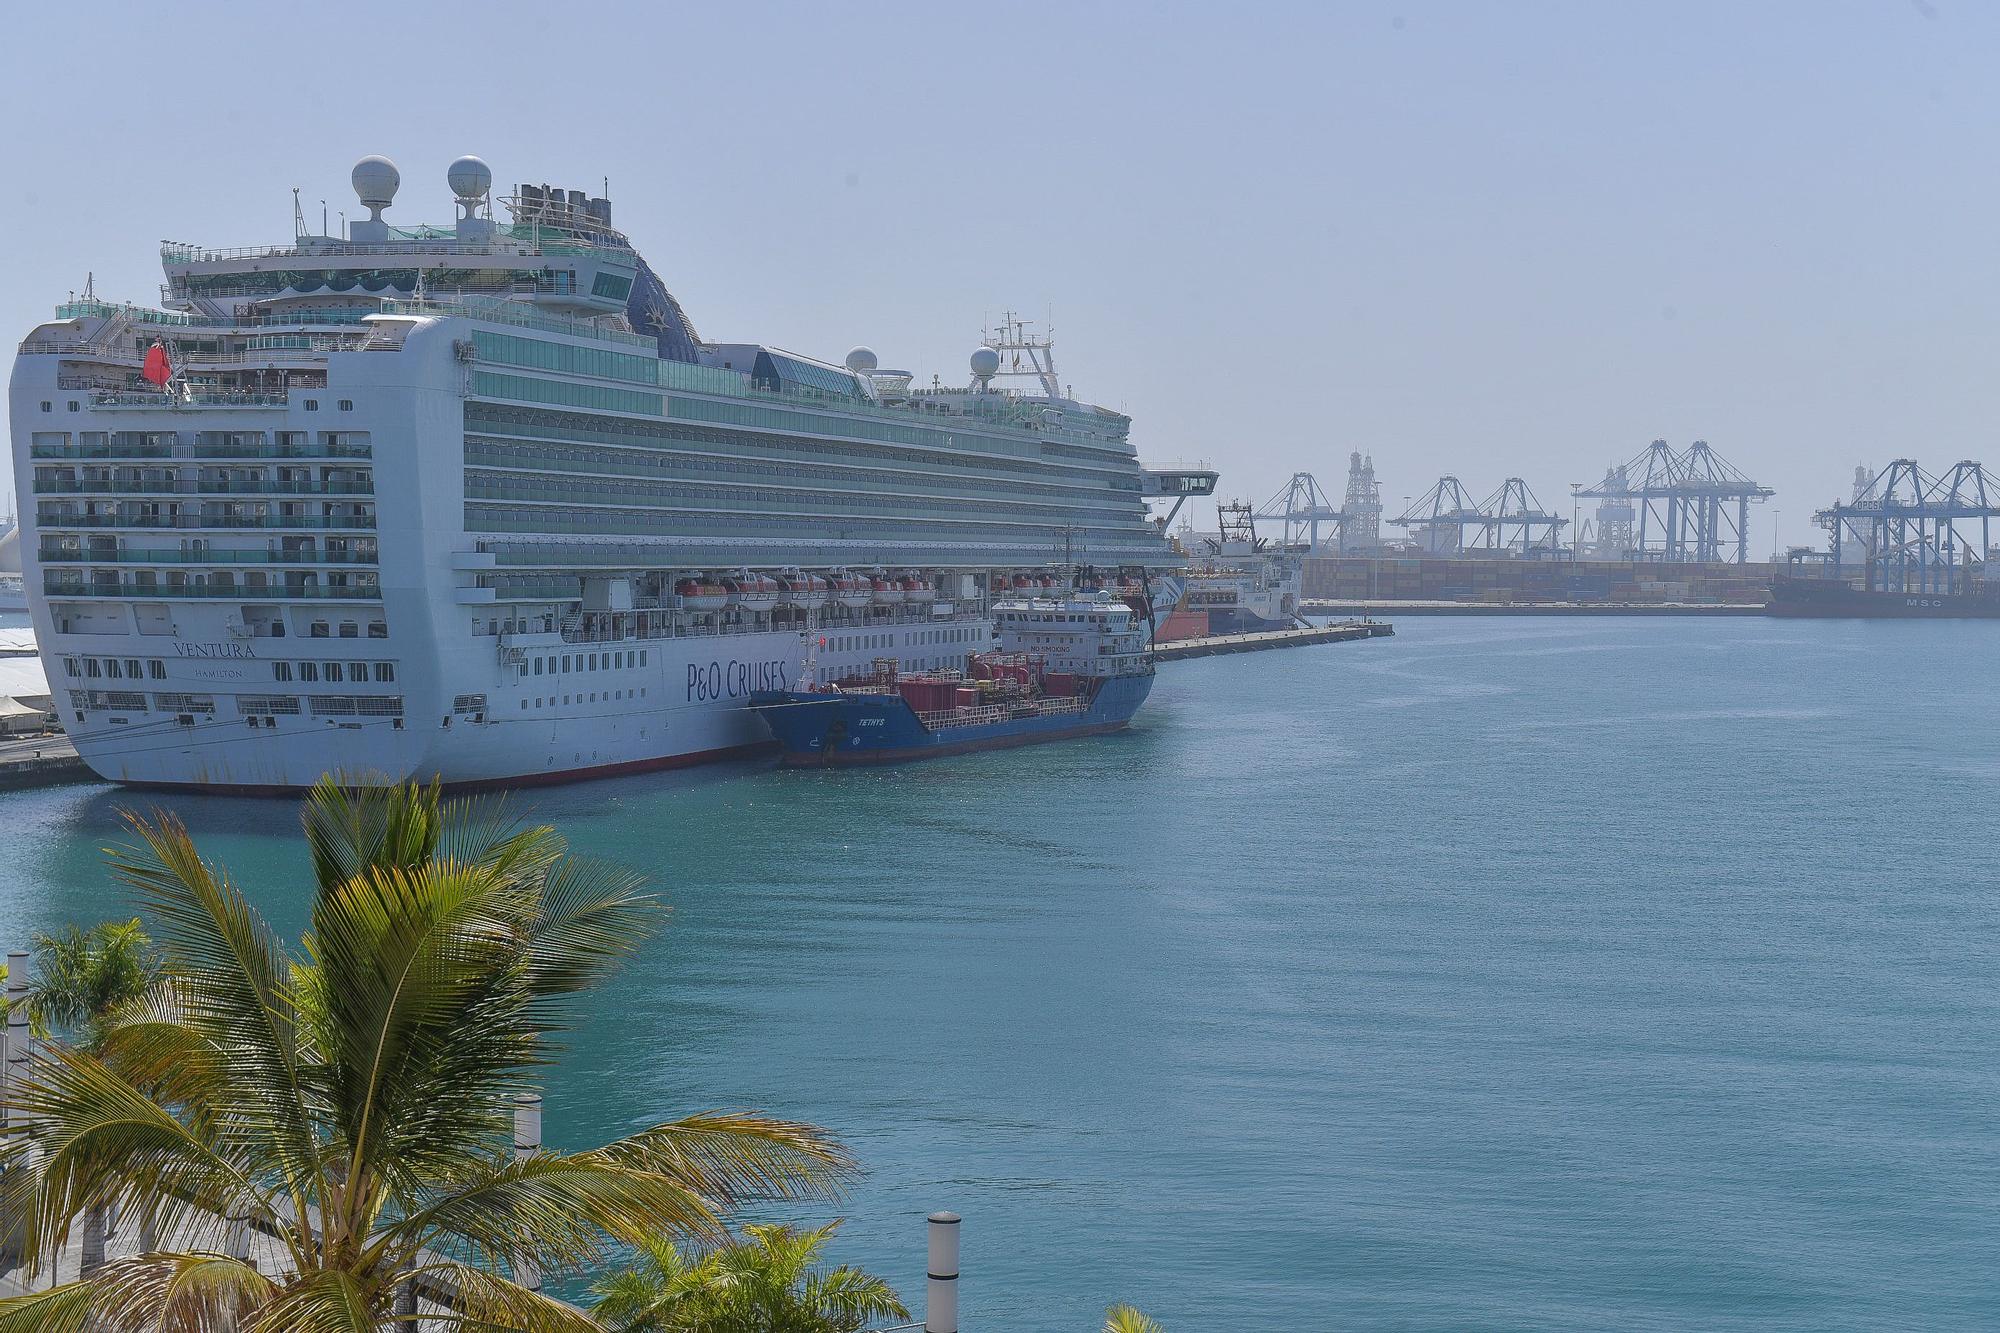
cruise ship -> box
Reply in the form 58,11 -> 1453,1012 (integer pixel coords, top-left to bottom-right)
9,155 -> 1211,790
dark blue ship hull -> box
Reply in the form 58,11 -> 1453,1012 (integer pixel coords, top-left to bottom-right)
750,673 -> 1154,765
1768,574 -> 2000,619
1202,607 -> 1295,635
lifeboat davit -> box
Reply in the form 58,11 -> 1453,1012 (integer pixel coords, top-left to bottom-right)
831,572 -> 873,609
901,575 -> 935,604
778,572 -> 829,607
676,578 -> 729,612
727,571 -> 781,611
872,576 -> 905,605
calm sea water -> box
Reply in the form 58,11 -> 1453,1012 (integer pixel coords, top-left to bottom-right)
5,616 -> 1999,1330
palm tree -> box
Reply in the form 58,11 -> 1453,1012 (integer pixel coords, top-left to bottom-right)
16,918 -> 160,1274
1103,1306 -> 1165,1333
0,777 -> 853,1332
591,1220 -> 907,1333
22,919 -> 158,1051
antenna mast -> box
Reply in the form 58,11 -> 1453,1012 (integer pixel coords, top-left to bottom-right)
980,310 -> 1062,398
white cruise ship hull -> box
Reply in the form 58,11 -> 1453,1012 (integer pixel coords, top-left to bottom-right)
42,621 -> 1000,791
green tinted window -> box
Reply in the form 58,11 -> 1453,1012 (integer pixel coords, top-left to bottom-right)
473,332 -> 659,386
471,371 -> 662,417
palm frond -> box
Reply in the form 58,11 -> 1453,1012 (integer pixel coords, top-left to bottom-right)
372,1151 -> 724,1275
520,855 -> 659,998
91,979 -> 230,1112
431,789 -> 563,889
0,1283 -> 94,1333
1105,1304 -> 1166,1333
300,774 -> 444,888
103,810 -> 320,1178
2,1045 -> 276,1268
86,1251 -> 279,1332
587,1112 -> 856,1209
804,1265 -> 910,1327
397,1259 -> 607,1333
308,859 -> 541,1192
244,1268 -> 377,1333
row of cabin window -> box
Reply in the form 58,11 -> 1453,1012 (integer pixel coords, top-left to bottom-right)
824,627 -> 982,654
271,661 -> 396,683
468,403 -> 1126,491
520,688 -> 647,710
40,399 -> 355,413
522,649 -> 649,679
64,656 -> 168,680
304,620 -> 390,639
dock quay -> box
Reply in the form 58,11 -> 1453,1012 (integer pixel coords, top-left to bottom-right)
1153,619 -> 1393,661
0,734 -> 90,790
0,621 -> 1398,794
1301,599 -> 1767,617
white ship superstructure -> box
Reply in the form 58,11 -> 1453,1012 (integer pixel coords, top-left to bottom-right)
10,155 -> 1193,789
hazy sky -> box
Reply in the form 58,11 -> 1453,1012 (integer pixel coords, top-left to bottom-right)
4,1 -> 1994,550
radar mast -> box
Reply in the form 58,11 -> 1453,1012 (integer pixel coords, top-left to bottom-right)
980,311 -> 1062,399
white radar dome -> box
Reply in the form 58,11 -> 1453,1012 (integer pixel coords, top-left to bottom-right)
844,347 -> 879,373
969,347 -> 1001,379
447,155 -> 493,201
351,155 -> 401,211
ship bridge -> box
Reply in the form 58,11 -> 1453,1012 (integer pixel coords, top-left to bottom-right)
1142,466 -> 1218,526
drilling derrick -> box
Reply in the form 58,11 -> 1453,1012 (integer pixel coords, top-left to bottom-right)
1342,452 -> 1383,552
1588,464 -> 1636,558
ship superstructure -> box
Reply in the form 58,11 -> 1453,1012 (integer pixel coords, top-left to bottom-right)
1155,501 -> 1302,639
11,155 -> 1186,789
750,589 -> 1155,764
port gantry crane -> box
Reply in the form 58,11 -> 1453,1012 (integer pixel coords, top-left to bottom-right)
1392,476 -> 1484,555
1254,472 -> 1344,553
1815,459 -> 2000,595
1392,476 -> 1568,555
1577,440 -> 1772,563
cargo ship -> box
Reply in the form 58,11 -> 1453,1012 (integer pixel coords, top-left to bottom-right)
1767,573 -> 2000,618
750,589 -> 1153,764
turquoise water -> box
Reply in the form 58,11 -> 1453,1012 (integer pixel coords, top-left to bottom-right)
6,617 -> 2000,1329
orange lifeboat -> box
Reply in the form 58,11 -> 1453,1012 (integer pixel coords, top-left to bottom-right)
675,578 -> 729,612
778,572 -> 829,607
901,574 -> 935,604
831,571 -> 873,610
872,575 -> 905,605
726,570 -> 781,611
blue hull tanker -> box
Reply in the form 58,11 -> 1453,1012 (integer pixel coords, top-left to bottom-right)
751,590 -> 1156,766
754,671 -> 1153,765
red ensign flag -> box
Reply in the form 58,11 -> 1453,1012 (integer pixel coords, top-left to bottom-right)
140,343 -> 172,387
